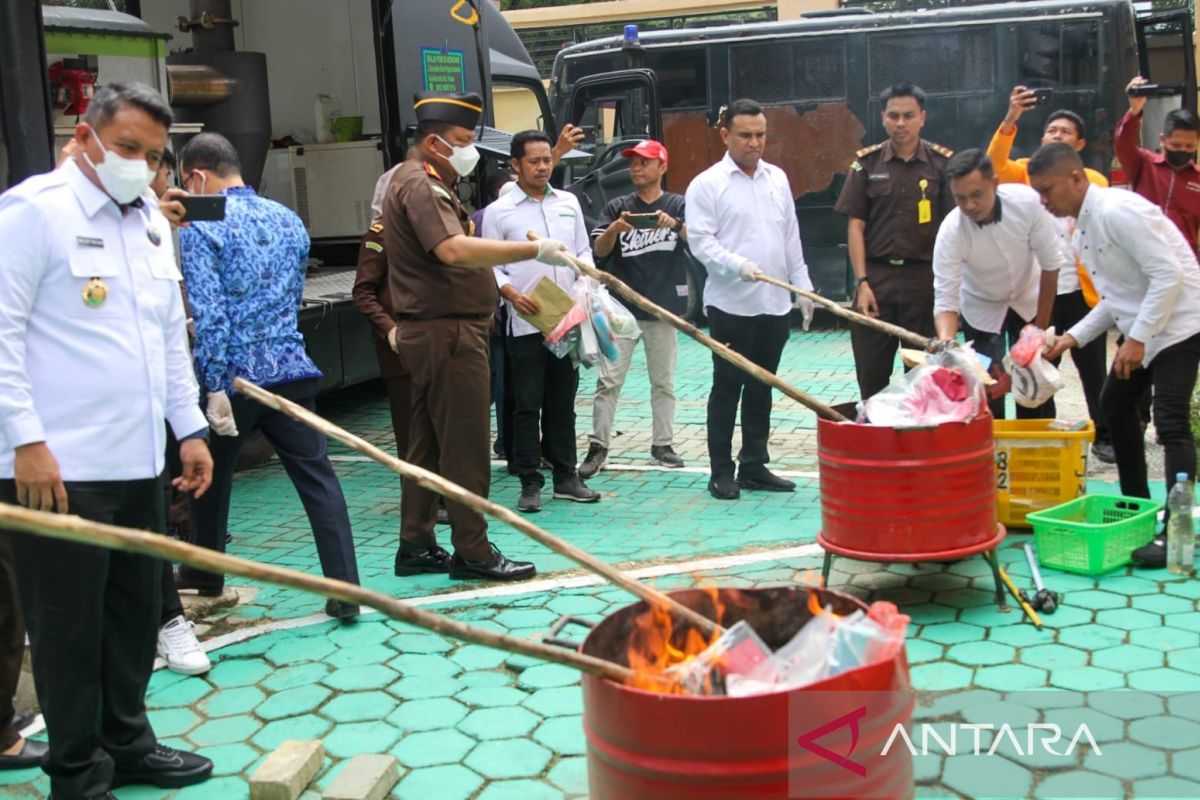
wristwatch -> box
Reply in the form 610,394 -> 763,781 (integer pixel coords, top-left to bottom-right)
855,276 -> 870,289
671,218 -> 683,233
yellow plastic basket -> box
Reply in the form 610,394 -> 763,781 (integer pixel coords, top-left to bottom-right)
993,419 -> 1095,528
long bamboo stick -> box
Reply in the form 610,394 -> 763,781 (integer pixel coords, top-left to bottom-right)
754,274 -> 932,350
527,233 -> 849,422
0,502 -> 636,682
232,378 -> 721,636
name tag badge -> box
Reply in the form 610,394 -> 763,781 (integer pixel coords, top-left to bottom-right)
868,173 -> 889,182
76,236 -> 104,248
918,198 -> 932,224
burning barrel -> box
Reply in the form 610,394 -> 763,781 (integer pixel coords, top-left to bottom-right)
577,587 -> 914,799
817,412 -> 1004,562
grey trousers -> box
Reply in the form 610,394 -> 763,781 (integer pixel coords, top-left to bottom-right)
589,319 -> 678,449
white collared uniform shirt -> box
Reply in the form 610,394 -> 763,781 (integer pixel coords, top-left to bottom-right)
684,152 -> 812,316
0,160 -> 206,481
933,183 -> 1069,333
484,185 -> 593,338
1067,185 -> 1200,365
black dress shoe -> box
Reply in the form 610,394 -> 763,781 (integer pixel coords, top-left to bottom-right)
737,466 -> 796,492
0,737 -> 47,769
324,599 -> 360,623
708,475 -> 740,500
49,795 -> 115,800
174,566 -> 223,597
450,544 -> 536,582
394,544 -> 452,576
112,744 -> 212,789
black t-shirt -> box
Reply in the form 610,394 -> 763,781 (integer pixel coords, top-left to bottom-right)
591,192 -> 689,320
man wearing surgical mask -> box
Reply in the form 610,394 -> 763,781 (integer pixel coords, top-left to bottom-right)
1115,77 -> 1200,257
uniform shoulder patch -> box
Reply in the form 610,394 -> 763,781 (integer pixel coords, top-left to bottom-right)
856,142 -> 884,159
369,222 -> 384,234
850,160 -> 863,172
365,240 -> 383,252
429,183 -> 453,202
927,142 -> 954,159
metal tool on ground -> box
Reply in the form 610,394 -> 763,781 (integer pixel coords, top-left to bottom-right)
233,378 -> 721,637
1020,542 -> 1059,614
526,232 -> 849,422
753,273 -> 931,350
0,502 -> 639,684
983,551 -> 1043,628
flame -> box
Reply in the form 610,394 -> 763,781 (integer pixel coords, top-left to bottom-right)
625,587 -> 725,694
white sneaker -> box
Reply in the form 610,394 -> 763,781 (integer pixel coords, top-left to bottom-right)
157,616 -> 211,676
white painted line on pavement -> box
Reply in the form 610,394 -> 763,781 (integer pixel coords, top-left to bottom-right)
327,454 -> 820,480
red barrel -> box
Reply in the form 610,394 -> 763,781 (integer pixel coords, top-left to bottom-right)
580,587 -> 914,800
818,413 -> 1002,561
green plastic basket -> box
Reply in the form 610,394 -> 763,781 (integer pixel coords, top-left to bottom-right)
1027,494 -> 1162,576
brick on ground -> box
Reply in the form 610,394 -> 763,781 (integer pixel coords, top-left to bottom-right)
250,739 -> 324,800
322,754 -> 400,800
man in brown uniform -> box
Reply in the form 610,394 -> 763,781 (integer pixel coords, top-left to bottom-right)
835,83 -> 954,400
384,92 -> 570,581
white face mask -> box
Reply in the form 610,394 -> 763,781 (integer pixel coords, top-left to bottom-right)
436,135 -> 481,177
81,126 -> 157,204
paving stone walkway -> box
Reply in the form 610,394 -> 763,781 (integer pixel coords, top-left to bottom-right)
6,325 -> 1190,800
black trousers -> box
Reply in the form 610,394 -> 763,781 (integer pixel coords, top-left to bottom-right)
1052,290 -> 1110,443
851,262 -> 937,400
4,477 -> 163,800
0,531 -> 23,753
188,378 -> 359,586
1102,331 -> 1200,501
963,308 -> 1056,421
508,332 -> 580,488
706,307 -> 791,478
160,426 -> 183,625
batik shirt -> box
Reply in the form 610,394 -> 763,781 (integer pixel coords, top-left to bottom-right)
180,185 -> 321,394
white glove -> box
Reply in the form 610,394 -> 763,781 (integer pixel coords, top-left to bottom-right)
738,260 -> 764,282
794,294 -> 815,331
535,238 -> 572,267
387,326 -> 399,354
206,391 -> 239,437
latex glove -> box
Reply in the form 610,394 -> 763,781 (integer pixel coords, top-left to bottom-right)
738,260 -> 763,282
793,294 -> 815,331
535,238 -> 572,267
206,391 -> 239,437
927,339 -> 960,354
387,326 -> 399,354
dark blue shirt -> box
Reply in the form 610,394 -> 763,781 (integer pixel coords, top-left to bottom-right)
180,185 -> 321,394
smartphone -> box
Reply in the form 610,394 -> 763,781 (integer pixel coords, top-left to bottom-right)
625,212 -> 660,229
1129,82 -> 1183,98
1031,88 -> 1054,107
178,194 -> 226,222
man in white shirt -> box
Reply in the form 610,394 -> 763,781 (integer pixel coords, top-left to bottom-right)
1034,142 -> 1200,567
484,131 -> 601,513
933,149 -> 1067,419
685,99 -> 814,500
0,83 -> 215,798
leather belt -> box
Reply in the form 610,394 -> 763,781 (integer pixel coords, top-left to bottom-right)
870,258 -> 931,268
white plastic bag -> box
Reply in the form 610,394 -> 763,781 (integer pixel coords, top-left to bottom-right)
1006,353 -> 1064,409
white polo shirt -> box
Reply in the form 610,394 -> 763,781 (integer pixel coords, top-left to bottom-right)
483,184 -> 592,338
0,159 -> 206,481
685,152 -> 812,316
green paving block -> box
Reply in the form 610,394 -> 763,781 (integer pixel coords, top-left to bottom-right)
322,690 -> 397,723
959,701 -> 1038,729
391,729 -> 476,768
1164,580 -> 1200,599
1020,644 -> 1088,671
1131,625 -> 1200,652
523,687 -> 584,717
849,570 -> 909,591
1097,575 -> 1161,595
1133,593 -> 1195,615
1049,666 -> 1124,691
464,739 -> 553,779
1089,691 -> 1164,720
986,625 -> 1049,647
386,697 -> 469,732
1036,606 -> 1094,628
147,708 -> 202,739
458,706 -> 541,740
1171,745 -> 1200,782
941,753 -> 1031,799
323,664 -> 399,692
199,686 -> 266,719
1129,715 -> 1200,750
547,755 -> 589,794
388,654 -> 462,678
261,662 -> 331,692
326,643 -> 397,668
932,588 -> 996,610
250,714 -> 332,752
1041,707 -> 1124,743
1168,693 -> 1200,721
450,645 -> 509,671
264,635 -> 336,666
1132,776 -> 1200,798
146,677 -> 213,709
199,742 -> 260,776
531,716 -> 586,761
323,720 -> 402,759
0,766 -> 44,787
905,604 -> 958,626
327,619 -> 397,647
1056,625 -> 1126,651
256,684 -> 331,721
147,668 -> 190,693
1128,667 -> 1200,692
1092,644 -> 1163,673
1167,647 -> 1200,674
1065,590 -> 1127,611
186,714 -> 259,747
1032,770 -> 1123,799
173,775 -> 247,799
944,641 -> 1015,667
459,687 -> 529,708
393,764 -> 483,800
913,689 -> 1002,721
518,664 -> 581,690
1095,608 -> 1162,631
905,639 -> 944,665
476,779 -> 565,800
910,662 -> 974,692
390,633 -> 455,654
207,658 -> 272,689
1084,742 -> 1167,780
387,675 -> 465,700
494,608 -> 562,629
919,623 -> 986,646
911,753 -> 942,783
910,573 -> 970,592
546,594 -> 608,616
974,664 -> 1048,692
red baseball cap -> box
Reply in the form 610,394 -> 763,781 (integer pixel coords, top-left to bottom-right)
622,140 -> 668,167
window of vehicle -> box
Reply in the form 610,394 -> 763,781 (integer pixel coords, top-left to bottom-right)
730,37 -> 847,103
869,28 -> 994,95
1017,21 -> 1101,86
644,47 -> 708,109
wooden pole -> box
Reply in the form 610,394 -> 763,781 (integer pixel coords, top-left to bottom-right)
0,502 -> 638,682
232,378 -> 721,637
754,274 -> 931,350
528,234 -> 849,422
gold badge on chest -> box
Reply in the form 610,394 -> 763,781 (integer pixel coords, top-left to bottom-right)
82,277 -> 109,309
